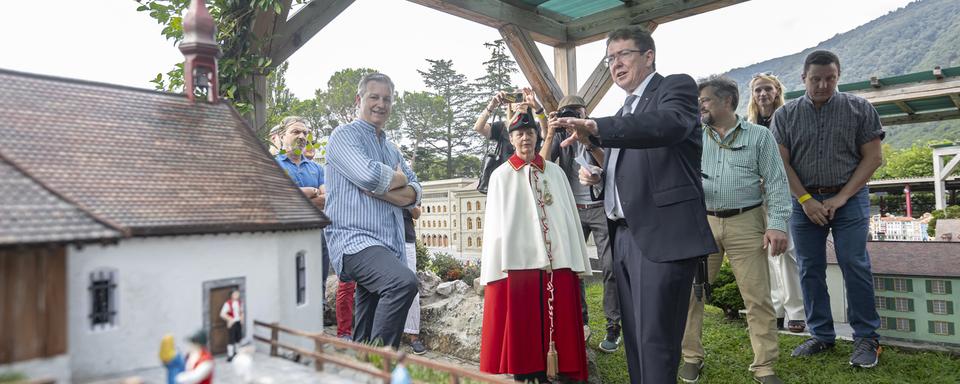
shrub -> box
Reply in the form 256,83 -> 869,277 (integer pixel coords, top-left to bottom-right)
415,240 -> 430,272
708,260 -> 744,319
460,262 -> 480,285
431,252 -> 463,282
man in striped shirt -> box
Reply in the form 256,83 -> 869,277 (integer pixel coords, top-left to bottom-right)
773,50 -> 884,368
679,76 -> 790,384
324,73 -> 421,349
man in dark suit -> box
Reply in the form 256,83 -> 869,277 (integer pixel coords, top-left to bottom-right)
559,27 -> 718,383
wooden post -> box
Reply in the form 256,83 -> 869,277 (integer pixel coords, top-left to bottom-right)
314,337 -> 324,371
269,321 -> 279,357
554,44 -> 577,96
499,24 -> 564,112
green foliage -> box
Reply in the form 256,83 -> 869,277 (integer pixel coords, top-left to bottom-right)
585,283 -> 960,383
460,262 -> 480,285
415,240 -> 430,272
317,67 -> 379,128
928,205 -> 960,236
136,0 -> 301,123
0,372 -> 26,383
430,252 -> 463,282
723,0 -> 960,149
472,40 -> 517,120
708,260 -> 744,319
873,141 -> 954,180
266,61 -> 297,129
418,59 -> 482,179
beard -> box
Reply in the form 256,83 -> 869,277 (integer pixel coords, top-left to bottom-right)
701,112 -> 715,126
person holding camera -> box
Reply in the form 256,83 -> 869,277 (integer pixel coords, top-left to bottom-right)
543,95 -> 621,353
474,88 -> 546,192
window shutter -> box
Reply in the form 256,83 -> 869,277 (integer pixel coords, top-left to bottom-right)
907,279 -> 913,292
947,281 -> 953,294
884,278 -> 894,291
908,299 -> 915,312
887,297 -> 895,310
926,280 -> 933,293
910,319 -> 916,332
928,321 -> 935,334
927,300 -> 933,313
950,322 -> 956,336
949,301 -> 955,315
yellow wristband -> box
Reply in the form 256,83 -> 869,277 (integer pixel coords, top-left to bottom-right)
536,112 -> 547,120
798,193 -> 813,204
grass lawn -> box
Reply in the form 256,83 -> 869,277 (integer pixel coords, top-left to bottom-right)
583,283 -> 960,383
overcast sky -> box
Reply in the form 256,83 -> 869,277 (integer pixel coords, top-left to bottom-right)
1,0 -> 916,116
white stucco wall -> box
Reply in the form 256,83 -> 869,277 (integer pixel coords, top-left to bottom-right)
66,230 -> 324,381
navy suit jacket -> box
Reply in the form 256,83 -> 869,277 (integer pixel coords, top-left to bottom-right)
592,73 -> 718,262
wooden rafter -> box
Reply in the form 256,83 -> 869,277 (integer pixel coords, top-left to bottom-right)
499,24 -> 564,112
268,0 -> 356,66
894,101 -> 915,114
851,76 -> 960,105
553,44 -> 577,95
407,0 -> 566,45
950,94 -> 960,110
578,22 -> 658,115
566,0 -> 747,44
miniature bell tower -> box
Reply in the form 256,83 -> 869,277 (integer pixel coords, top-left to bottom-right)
179,0 -> 221,103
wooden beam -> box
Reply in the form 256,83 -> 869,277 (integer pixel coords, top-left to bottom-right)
553,44 -> 577,95
500,24 -> 564,113
881,109 -> 960,126
850,76 -> 960,105
949,93 -> 960,110
567,0 -> 747,44
269,0 -> 356,66
407,0 -> 566,45
252,0 -> 293,59
578,22 -> 658,115
894,101 -> 915,114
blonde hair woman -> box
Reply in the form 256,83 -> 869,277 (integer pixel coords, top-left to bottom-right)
747,73 -> 786,128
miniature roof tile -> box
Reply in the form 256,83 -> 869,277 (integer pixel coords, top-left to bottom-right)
826,239 -> 960,278
0,156 -> 121,246
0,69 -> 329,240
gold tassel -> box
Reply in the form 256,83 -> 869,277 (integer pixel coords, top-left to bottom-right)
546,341 -> 559,379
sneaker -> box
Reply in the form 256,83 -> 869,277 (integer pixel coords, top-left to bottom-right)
787,320 -> 806,333
410,339 -> 427,355
753,374 -> 784,384
791,338 -> 834,357
678,360 -> 703,383
849,338 -> 881,368
583,325 -> 592,342
598,327 -> 621,353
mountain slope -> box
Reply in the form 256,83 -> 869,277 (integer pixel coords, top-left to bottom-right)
722,0 -> 960,148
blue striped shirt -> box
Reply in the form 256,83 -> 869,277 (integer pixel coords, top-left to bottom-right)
324,119 -> 422,276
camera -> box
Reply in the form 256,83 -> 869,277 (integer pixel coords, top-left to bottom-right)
501,92 -> 525,103
557,106 -> 582,118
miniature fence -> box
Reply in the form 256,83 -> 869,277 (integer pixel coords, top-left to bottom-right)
253,320 -> 513,384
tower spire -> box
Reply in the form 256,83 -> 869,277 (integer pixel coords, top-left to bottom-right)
179,0 -> 221,103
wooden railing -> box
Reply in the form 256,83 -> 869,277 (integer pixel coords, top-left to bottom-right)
253,320 -> 513,384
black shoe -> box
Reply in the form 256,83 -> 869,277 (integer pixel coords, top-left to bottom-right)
791,338 -> 834,357
776,317 -> 785,330
598,325 -> 621,353
849,338 -> 881,368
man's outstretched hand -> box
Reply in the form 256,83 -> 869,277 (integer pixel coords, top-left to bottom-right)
557,117 -> 598,148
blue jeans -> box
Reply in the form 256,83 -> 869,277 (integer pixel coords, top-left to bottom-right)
791,187 -> 880,343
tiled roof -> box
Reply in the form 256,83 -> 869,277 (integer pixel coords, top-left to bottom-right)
0,69 -> 329,240
0,156 -> 121,246
826,240 -> 960,278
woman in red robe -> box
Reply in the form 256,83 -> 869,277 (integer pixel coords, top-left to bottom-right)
479,111 -> 592,383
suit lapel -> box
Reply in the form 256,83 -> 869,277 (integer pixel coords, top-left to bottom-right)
614,73 -> 663,175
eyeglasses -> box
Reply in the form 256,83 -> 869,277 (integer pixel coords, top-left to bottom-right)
603,49 -> 647,67
752,71 -> 776,78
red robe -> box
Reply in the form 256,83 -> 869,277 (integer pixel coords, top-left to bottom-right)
480,268 -> 588,381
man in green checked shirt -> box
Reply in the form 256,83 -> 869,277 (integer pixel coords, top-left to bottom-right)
678,76 -> 791,384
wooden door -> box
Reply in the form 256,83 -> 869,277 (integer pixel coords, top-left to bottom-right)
208,286 -> 236,355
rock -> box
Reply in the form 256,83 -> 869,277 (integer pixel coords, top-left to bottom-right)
324,275 -> 340,309
417,270 -> 441,297
419,291 -> 484,361
436,280 -> 469,297
472,277 -> 484,296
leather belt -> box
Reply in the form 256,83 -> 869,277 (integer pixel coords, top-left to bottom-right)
706,203 -> 762,219
576,202 -> 604,209
805,185 -> 844,194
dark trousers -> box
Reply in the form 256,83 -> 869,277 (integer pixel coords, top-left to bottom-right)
340,245 -> 419,349
613,224 -> 697,384
228,322 -> 242,344
580,205 -> 620,329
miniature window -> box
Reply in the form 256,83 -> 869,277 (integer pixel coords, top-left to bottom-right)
467,237 -> 473,247
467,202 -> 472,211
895,297 -> 911,312
931,280 -> 948,295
874,296 -> 886,310
475,200 -> 481,210
931,300 -> 949,315
895,318 -> 911,332
932,321 -> 954,335
296,251 -> 307,306
893,278 -> 910,292
873,277 -> 886,291
89,268 -> 118,330
879,316 -> 890,330
477,217 -> 482,229
467,218 -> 473,230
